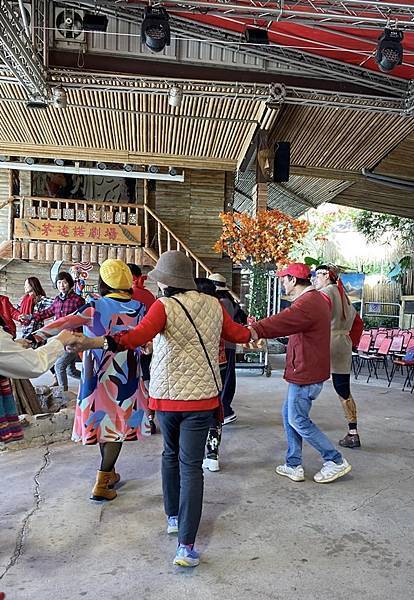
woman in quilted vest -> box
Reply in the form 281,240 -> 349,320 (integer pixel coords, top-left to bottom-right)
73,251 -> 251,568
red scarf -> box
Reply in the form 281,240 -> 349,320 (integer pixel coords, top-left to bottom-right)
19,293 -> 36,315
329,270 -> 349,319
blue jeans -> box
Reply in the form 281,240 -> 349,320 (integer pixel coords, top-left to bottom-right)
282,383 -> 342,467
157,410 -> 213,546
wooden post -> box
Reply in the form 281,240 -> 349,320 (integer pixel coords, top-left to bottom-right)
37,242 -> 46,262
108,246 -> 117,259
29,242 -> 37,260
13,241 -> 21,259
81,245 -> 91,263
98,245 -> 108,264
143,179 -> 149,248
126,247 -> 135,264
21,241 -> 29,259
72,243 -> 80,263
45,243 -> 54,262
252,182 -> 269,216
53,243 -> 62,261
90,245 -> 98,264
117,247 -> 126,262
7,170 -> 13,241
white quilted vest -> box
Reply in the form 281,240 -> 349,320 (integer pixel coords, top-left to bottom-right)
149,291 -> 223,401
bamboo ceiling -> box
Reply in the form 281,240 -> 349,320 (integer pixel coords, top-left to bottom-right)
0,75 -> 271,170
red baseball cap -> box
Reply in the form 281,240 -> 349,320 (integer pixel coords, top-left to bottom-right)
276,263 -> 311,279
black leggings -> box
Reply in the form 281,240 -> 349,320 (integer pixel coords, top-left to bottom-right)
332,373 -> 351,399
99,442 -> 122,472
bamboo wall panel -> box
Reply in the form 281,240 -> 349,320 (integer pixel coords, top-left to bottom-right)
0,170 -> 10,241
155,170 -> 225,258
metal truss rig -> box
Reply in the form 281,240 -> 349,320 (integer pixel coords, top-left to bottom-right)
0,0 -> 48,100
118,0 -> 414,29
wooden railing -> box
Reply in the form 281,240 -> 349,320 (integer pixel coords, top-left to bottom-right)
11,196 -> 212,277
142,205 -> 212,278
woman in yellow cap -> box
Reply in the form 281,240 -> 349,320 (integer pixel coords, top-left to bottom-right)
32,259 -> 149,501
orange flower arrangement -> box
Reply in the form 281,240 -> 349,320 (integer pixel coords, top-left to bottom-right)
214,210 -> 308,268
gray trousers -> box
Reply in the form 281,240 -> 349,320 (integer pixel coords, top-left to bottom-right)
55,350 -> 81,391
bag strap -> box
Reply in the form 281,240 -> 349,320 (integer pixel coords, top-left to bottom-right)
170,297 -> 221,394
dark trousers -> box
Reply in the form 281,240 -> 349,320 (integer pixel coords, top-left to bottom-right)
221,348 -> 236,418
157,410 -> 213,546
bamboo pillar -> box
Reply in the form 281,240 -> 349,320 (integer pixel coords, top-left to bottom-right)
117,247 -> 126,262
29,242 -> 37,260
21,241 -> 29,259
98,246 -> 108,264
126,247 -> 135,264
13,241 -> 21,259
90,245 -> 98,264
108,246 -> 117,259
37,242 -> 46,262
81,245 -> 91,263
72,244 -> 80,263
53,244 -> 62,261
45,243 -> 54,262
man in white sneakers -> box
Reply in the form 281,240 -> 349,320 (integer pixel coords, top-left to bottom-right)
249,263 -> 351,484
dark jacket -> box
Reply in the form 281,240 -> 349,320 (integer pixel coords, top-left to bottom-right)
251,288 -> 331,385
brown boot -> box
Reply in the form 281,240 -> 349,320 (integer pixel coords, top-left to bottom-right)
90,471 -> 117,501
107,469 -> 121,489
339,433 -> 361,448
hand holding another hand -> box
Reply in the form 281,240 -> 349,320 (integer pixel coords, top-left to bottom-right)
248,326 -> 259,342
15,338 -> 31,349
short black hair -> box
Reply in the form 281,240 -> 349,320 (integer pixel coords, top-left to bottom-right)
194,277 -> 217,297
315,264 -> 337,283
56,271 -> 74,289
127,263 -> 142,278
162,287 -> 193,298
287,274 -> 311,286
98,276 -> 132,297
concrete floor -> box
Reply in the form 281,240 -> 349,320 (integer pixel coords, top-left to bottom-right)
1,360 -> 414,600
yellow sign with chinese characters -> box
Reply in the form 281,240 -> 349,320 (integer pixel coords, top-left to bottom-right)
14,219 -> 142,246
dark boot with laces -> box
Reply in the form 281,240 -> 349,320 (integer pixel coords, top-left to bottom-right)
339,433 -> 361,448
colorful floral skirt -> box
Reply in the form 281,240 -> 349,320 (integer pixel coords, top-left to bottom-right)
0,377 -> 24,444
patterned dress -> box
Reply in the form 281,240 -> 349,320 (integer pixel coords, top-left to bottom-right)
35,296 -> 150,444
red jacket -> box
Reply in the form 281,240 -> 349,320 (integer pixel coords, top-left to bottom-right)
132,276 -> 156,311
0,294 -> 20,338
252,288 -> 331,385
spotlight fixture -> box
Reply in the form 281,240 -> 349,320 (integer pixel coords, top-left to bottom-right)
147,165 -> 159,174
52,86 -> 67,109
141,6 -> 170,53
24,157 -> 35,165
54,158 -> 65,167
123,163 -> 134,172
168,85 -> 183,108
168,167 -> 178,176
83,13 -> 108,32
244,28 -> 269,45
375,28 -> 404,72
266,82 -> 287,108
96,162 -> 107,170
26,97 -> 48,109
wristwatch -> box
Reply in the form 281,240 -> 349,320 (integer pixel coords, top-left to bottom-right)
102,336 -> 109,351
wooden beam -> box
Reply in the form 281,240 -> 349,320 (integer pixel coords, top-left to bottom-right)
290,166 -> 364,182
0,144 -> 237,172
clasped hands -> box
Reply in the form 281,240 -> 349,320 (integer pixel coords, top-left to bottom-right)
247,326 -> 265,350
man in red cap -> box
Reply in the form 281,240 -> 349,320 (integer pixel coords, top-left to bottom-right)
249,263 -> 351,484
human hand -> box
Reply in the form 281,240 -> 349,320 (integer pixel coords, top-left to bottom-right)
248,326 -> 259,342
142,342 -> 153,355
15,338 -> 31,348
19,314 -> 31,323
66,333 -> 105,352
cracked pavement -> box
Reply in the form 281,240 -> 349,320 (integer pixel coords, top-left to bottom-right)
1,362 -> 414,600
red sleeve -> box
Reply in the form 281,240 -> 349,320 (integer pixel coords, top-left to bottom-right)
7,298 -> 21,320
320,291 -> 332,310
252,302 -> 312,339
118,299 -> 167,349
221,305 -> 251,344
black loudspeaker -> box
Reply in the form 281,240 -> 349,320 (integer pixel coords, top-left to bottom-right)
244,28 -> 269,45
273,142 -> 290,182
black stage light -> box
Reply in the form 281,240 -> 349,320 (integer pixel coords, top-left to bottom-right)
244,28 -> 269,45
83,13 -> 108,32
375,28 -> 404,72
141,6 -> 170,52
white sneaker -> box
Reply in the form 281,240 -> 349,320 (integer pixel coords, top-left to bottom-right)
203,457 -> 220,472
275,464 -> 305,482
314,458 -> 352,483
223,414 -> 237,425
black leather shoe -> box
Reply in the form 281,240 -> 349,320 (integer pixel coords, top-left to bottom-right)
339,433 -> 361,448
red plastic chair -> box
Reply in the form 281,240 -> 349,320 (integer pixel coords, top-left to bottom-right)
389,335 -> 404,353
352,334 -> 372,379
357,337 -> 392,383
388,337 -> 414,389
402,331 -> 412,350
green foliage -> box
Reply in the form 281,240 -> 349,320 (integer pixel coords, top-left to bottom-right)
248,266 -> 268,319
354,211 -> 414,245
363,316 -> 399,329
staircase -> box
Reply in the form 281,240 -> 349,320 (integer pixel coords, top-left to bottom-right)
142,205 -> 212,277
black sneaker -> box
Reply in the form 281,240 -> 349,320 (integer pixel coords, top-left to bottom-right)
339,433 -> 361,448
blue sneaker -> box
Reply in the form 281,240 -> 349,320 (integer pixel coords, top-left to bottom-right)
173,544 -> 200,567
167,516 -> 178,534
